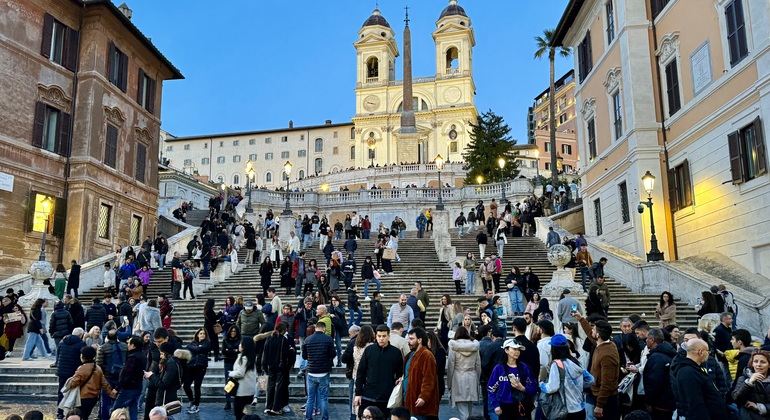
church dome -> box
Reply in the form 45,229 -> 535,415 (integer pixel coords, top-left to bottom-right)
439,0 -> 467,19
362,9 -> 390,28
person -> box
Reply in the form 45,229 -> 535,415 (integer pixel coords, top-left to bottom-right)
387,294 -> 414,332
476,230 -> 488,259
220,325 -> 241,410
182,328 -> 209,414
49,301 -> 74,351
546,226 -> 560,248
452,262 -> 463,295
487,339 -> 537,419
463,252 -> 476,295
589,277 -> 611,315
262,322 -> 295,415
557,289 -> 581,326
726,328 -> 757,385
369,292 -> 385,326
144,342 -> 182,411
403,327 -> 439,419
347,285 -> 363,327
202,299 -> 221,361
302,321 -> 336,420
575,244 -> 593,292
361,406 -> 385,420
228,335 -> 257,420
96,329 -> 128,420
355,325 -> 403,417
576,312 -> 620,420
83,297 -> 106,332
55,328 -> 86,419
157,295 -> 173,330
447,326 -> 481,420
69,346 -> 117,419
642,328 -> 676,420
654,291 -> 677,328
22,298 -> 47,361
540,334 -> 591,419
236,301 -> 266,341
415,281 -> 430,323
670,338 -> 729,419
713,312 -> 734,353
67,260 -> 81,298
505,267 -> 525,316
732,349 -> 770,419
389,322 -> 410,357
259,258 -> 274,296
341,325 -> 364,420
53,263 -> 68,300
587,257 -> 607,282
329,295 -> 348,366
113,336 -> 147,420
139,300 -> 162,335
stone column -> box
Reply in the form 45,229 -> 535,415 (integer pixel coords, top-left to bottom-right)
277,214 -> 297,257
541,244 -> 585,334
432,210 -> 456,263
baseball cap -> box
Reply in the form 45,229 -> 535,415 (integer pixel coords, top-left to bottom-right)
550,334 -> 569,347
562,289 -> 571,295
502,339 -> 525,350
245,302 -> 254,309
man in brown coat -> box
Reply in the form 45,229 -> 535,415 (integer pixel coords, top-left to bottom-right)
576,312 -> 620,419
402,327 -> 439,418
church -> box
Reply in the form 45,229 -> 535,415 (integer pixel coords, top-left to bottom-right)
163,0 -> 478,189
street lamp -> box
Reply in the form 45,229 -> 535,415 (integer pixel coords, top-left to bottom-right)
637,170 -> 664,261
498,157 -> 508,204
476,175 -> 484,185
320,183 -> 329,193
434,154 -> 445,210
282,160 -> 293,216
367,137 -> 376,168
39,196 -> 53,261
534,149 -> 541,190
245,160 -> 255,213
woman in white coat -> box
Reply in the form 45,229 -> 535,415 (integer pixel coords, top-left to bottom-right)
447,326 -> 482,420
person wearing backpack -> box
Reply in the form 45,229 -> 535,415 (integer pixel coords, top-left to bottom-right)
112,336 -> 147,420
539,334 -> 593,420
96,329 -> 128,419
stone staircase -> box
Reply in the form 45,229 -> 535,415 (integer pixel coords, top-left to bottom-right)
0,227 -> 698,403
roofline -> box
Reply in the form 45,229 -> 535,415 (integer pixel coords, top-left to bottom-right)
82,0 -> 184,80
552,0 -> 586,47
534,69 -> 575,101
166,121 -> 355,142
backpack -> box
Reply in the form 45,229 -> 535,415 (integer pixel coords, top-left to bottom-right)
182,267 -> 194,281
538,359 -> 568,419
722,291 -> 738,314
108,344 -> 125,375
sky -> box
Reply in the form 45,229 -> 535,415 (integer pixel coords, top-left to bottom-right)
126,0 -> 573,142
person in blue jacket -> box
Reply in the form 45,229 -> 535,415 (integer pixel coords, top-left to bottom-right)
487,338 -> 537,419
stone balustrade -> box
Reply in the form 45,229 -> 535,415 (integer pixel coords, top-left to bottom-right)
288,162 -> 467,190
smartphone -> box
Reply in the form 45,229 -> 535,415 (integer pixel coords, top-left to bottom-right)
571,304 -> 578,311
121,316 -> 129,325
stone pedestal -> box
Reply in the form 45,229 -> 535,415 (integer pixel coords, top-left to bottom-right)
432,210 -> 456,263
19,260 -> 57,309
277,214 -> 296,253
542,245 -> 585,333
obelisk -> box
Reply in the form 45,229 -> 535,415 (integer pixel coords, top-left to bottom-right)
396,6 -> 419,162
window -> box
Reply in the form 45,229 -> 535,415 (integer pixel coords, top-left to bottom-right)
166,145 -> 173,152
32,101 -> 70,156
219,141 -> 224,147
351,127 -> 356,139
249,139 -> 256,145
298,150 -> 307,157
544,142 -> 551,152
315,138 -> 324,153
587,118 -> 597,160
368,147 -> 376,159
265,137 -> 272,144
618,182 -> 630,224
137,70 -> 156,113
314,158 -> 323,174
333,147 -> 339,155
233,174 -> 240,185
665,60 -> 682,115
281,136 -> 288,142
559,113 -> 567,125
233,140 -> 239,146
107,42 -> 128,92
130,215 -> 142,245
233,155 -> 241,163
449,141 -> 458,153
577,32 -> 593,82
612,91 -> 623,140
98,203 -> 111,239
299,170 -> 305,179
40,14 -> 78,71
135,143 -> 146,183
333,131 -> 338,139
668,160 -> 694,211
594,198 -> 603,236
561,144 -> 572,155
249,154 -> 257,161
184,144 -> 190,150
204,143 -> 208,149
183,159 -> 192,166
217,156 -> 225,164
726,0 -> 749,66
201,157 -> 210,165
281,151 -> 289,159
300,135 -> 305,141
728,117 -> 767,184
28,193 -> 53,233
350,146 -> 356,160
651,0 -> 671,19
605,1 -> 615,44
545,162 -> 552,170
282,172 -> 288,181
104,124 -> 118,168
265,172 -> 273,183
265,153 -> 273,160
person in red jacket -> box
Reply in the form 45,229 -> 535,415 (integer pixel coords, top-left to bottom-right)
158,295 -> 173,329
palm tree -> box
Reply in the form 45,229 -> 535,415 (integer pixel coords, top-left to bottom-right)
534,29 -> 572,191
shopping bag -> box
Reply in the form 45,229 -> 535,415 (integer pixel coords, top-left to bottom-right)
387,381 -> 403,408
58,378 -> 81,411
382,249 -> 397,260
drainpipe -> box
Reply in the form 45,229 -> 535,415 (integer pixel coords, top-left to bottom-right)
651,15 -> 679,260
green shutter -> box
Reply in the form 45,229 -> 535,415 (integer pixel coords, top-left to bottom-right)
52,196 -> 67,238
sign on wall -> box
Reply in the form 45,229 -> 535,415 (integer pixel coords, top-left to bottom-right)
691,41 -> 712,95
0,172 -> 14,192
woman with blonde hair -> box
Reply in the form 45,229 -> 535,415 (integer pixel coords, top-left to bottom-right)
84,326 -> 103,348
109,408 -> 129,420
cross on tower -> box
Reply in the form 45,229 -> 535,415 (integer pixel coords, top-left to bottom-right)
404,5 -> 410,26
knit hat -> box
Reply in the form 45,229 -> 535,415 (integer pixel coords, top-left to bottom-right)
550,334 -> 569,347
160,342 -> 176,355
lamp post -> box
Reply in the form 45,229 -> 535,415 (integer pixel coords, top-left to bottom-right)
534,149 -> 541,189
498,157 -> 508,204
38,196 -> 53,261
434,154 -> 445,210
245,160 -> 255,213
367,137 -> 376,168
21,196 -> 56,307
282,161 -> 293,216
637,170 -> 664,261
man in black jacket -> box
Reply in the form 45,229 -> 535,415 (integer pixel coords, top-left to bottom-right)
512,317 -> 540,380
97,329 -> 128,419
302,322 -> 336,420
642,328 -> 677,419
67,260 -> 80,298
113,336 -> 147,420
341,325 -> 361,420
354,325 -> 404,418
369,292 -> 385,326
49,301 -> 73,350
56,328 -> 85,419
85,298 -> 106,330
670,338 -> 728,420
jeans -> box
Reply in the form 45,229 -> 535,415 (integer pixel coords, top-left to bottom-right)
348,379 -> 356,420
458,225 -> 464,238
363,277 -> 380,297
362,230 -> 370,239
157,253 -> 166,269
298,337 -> 307,371
465,271 -> 476,294
417,228 -> 425,238
100,377 -> 119,420
113,389 -> 142,420
224,361 -> 235,403
305,373 -> 330,420
303,233 -> 313,249
399,230 -> 405,239
586,393 -> 619,420
22,332 -> 46,359
580,267 -> 589,291
335,231 -> 342,240
31,333 -> 52,355
509,288 -> 524,314
348,307 -> 363,327
496,240 -> 505,258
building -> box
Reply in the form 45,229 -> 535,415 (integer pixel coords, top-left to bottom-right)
164,0 -> 478,190
0,0 -> 182,275
528,70 -> 579,176
553,0 -> 770,275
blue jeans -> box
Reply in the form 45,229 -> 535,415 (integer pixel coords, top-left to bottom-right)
399,230 -> 405,239
305,373 -> 330,420
335,231 -> 342,240
348,307 -> 363,327
363,277 -> 380,297
465,271 -> 476,294
580,267 -> 589,291
348,379 -> 356,420
298,337 -> 307,371
157,253 -> 166,270
509,288 -> 524,314
458,226 -> 464,237
362,230 -> 370,239
100,377 -> 119,420
303,233 -> 313,249
23,332 -> 45,359
112,389 -> 142,420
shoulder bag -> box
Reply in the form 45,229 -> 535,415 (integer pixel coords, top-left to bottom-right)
538,359 -> 568,419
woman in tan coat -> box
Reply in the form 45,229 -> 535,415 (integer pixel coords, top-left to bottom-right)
67,346 -> 116,419
655,291 -> 677,328
447,326 -> 481,420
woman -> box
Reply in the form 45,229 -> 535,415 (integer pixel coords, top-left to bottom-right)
460,311 -> 478,339
268,236 -> 282,267
436,295 -> 455,350
146,342 -> 182,410
221,325 -> 241,410
374,235 -> 386,269
511,216 -> 523,238
3,304 -> 26,356
329,295 -> 347,367
137,265 -> 153,299
525,293 -> 541,316
69,346 -> 116,418
139,299 -> 162,335
182,260 -> 196,300
328,258 -> 342,295
463,252 -> 477,295
229,333 -> 258,420
280,256 -> 294,296
204,298 -> 221,361
562,322 -> 589,370
664,325 -> 681,347
362,406 -> 385,420
479,257 -> 492,292
506,267 -> 525,316
109,408 -> 129,420
447,326 -> 481,420
488,339 -> 537,419
22,298 -> 47,360
731,350 -> 770,419
53,263 -> 68,300
344,214 -> 353,239
262,322 -> 295,415
259,257 -> 275,296
361,256 -> 379,300
221,296 -> 237,333
697,291 -> 719,318
352,325 -> 375,387
655,291 -> 677,328
452,262 -> 463,295
183,328 -> 210,414
304,259 -> 319,296
532,298 -> 553,322
492,295 -> 509,338
475,200 -> 485,226
540,334 -> 592,420
585,286 -> 604,317
425,329 -> 448,400
494,225 -> 507,258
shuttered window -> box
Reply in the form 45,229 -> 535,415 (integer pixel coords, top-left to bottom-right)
108,42 -> 128,92
619,182 -> 630,224
32,101 -> 70,156
41,13 -> 78,71
651,0 -> 671,19
728,117 -> 767,184
594,198 -> 603,236
587,118 -> 597,160
105,124 -> 118,168
665,60 -> 682,116
577,32 -> 593,83
137,69 -> 156,114
725,0 -> 749,67
135,143 -> 147,183
668,160 -> 693,212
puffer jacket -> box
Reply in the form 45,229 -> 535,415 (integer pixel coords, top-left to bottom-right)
119,347 -> 147,390
56,335 -> 86,378
69,362 -> 114,399
139,306 -> 162,333
732,373 -> 770,420
68,302 -> 85,329
150,355 -> 182,404
670,354 -> 728,419
187,339 -> 210,368
643,341 -> 677,411
236,308 -> 265,336
26,307 -> 43,334
49,305 -> 74,339
96,337 -> 129,379
85,302 -> 107,330
302,331 -> 335,374
222,327 -> 241,364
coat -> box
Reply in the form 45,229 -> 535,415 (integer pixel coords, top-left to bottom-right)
228,353 -> 257,397
69,362 -> 114,399
732,374 -> 770,420
447,339 -> 481,405
404,346 -> 440,416
150,355 -> 182,404
139,306 -> 163,334
670,354 -> 728,419
56,335 -> 86,379
655,303 -> 677,328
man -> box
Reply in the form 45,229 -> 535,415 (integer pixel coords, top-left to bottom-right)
85,298 -> 107,331
264,288 -> 282,331
148,407 -> 167,420
341,254 -> 356,290
454,212 -> 466,238
512,317 -> 540,379
478,325 -> 504,420
713,312 -> 733,354
341,325 -> 361,420
545,226 -> 560,248
49,301 -> 74,352
557,289 -> 581,326
369,292 -> 385,326
575,232 -> 587,249
521,266 -> 541,302
387,294 -> 414,333
170,252 -> 183,300
350,212 -> 359,239
535,320 -> 554,381
344,235 -> 358,260
642,328 -> 676,420
113,336 -> 147,420
490,253 -> 502,293
315,305 -> 332,336
186,235 -> 199,260
96,329 -> 128,419
355,325 -> 403,417
414,282 -> 429,322
67,260 -> 81,298
576,312 -> 620,420
288,231 -> 301,261
710,285 -> 726,313
415,212 -> 427,238
523,312 -> 537,342
403,328 -> 439,419
678,328 -> 730,400
389,322 -> 410,358
361,215 -> 371,239
670,338 -> 728,419
144,328 -> 175,420
476,230 -> 488,259
718,284 -> 739,326
587,257 -> 607,282
590,276 -> 611,314
730,328 -> 757,386
576,244 -> 593,292
302,321 -> 336,420
477,297 -> 499,333
406,289 -> 422,325
296,297 -> 315,377
104,295 -> 118,321
56,328 -> 86,419
236,301 -> 265,339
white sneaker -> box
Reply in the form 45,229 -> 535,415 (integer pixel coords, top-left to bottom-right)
282,406 -> 291,413
380,293 -> 385,297
364,296 -> 371,301
186,405 -> 199,414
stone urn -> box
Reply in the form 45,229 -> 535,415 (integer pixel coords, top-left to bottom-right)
541,244 -> 584,330
19,259 -> 57,308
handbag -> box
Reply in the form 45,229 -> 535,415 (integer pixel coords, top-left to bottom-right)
538,360 -> 568,419
213,323 -> 223,334
387,381 -> 403,409
257,374 -> 268,392
164,400 -> 182,415
373,269 -> 381,280
382,249 -> 397,260
224,377 -> 239,396
373,248 -> 379,254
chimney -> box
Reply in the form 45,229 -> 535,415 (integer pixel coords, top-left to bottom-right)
289,120 -> 294,129
118,3 -> 133,20
325,120 -> 332,125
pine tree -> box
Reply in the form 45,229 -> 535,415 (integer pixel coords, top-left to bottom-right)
462,110 -> 519,184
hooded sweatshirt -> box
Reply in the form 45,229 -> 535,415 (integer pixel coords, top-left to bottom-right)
540,358 -> 593,414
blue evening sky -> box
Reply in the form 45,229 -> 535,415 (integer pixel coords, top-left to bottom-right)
127,0 -> 572,142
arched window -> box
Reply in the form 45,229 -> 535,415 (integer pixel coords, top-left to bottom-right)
265,172 -> 272,183
314,138 -> 324,153
282,171 -> 288,181
217,175 -> 224,183
298,169 -> 305,180
366,57 -> 379,78
350,146 -> 356,160
350,127 -> 356,139
233,174 -> 240,185
314,158 -> 323,174
445,47 -> 459,73
397,97 -> 429,112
